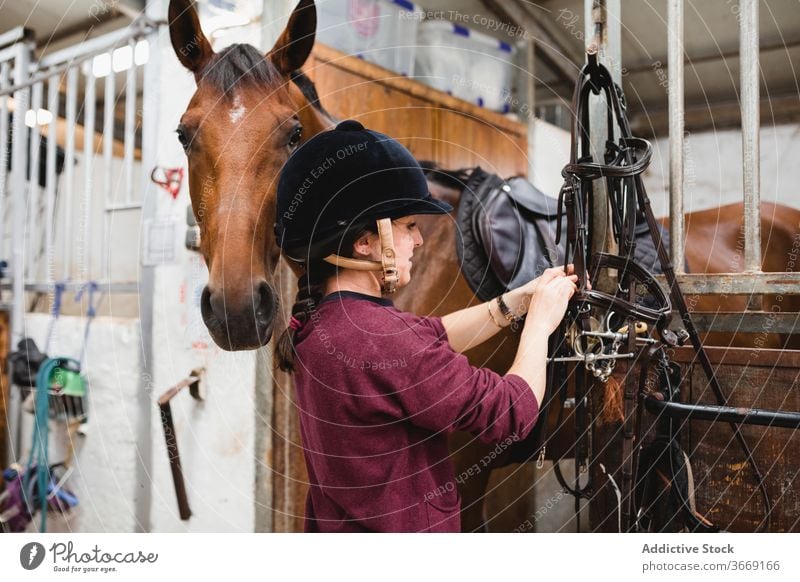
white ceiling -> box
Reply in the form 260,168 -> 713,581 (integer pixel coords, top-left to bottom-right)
3,0 -> 799,134
0,0 -> 145,45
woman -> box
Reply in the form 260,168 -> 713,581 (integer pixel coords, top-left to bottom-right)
275,120 -> 578,532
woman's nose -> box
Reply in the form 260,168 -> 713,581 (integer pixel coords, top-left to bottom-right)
414,230 -> 423,247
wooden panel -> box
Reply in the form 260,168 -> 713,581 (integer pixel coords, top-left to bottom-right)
437,109 -> 528,178
590,346 -> 800,532
683,348 -> 800,532
307,44 -> 527,173
270,262 -> 309,533
0,311 -> 8,475
310,65 -> 440,160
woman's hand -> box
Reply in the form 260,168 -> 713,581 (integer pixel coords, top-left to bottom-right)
503,264 -> 589,321
524,268 -> 579,336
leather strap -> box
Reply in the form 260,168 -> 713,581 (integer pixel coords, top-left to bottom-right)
324,254 -> 382,271
377,218 -> 398,294
322,218 -> 399,294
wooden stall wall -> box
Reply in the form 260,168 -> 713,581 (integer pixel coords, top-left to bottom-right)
590,346 -> 800,532
0,312 -> 8,476
269,44 -> 530,532
683,347 -> 800,532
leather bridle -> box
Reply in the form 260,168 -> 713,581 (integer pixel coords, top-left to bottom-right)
544,50 -> 777,532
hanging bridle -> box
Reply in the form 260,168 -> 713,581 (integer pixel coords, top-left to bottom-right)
542,50 -> 778,532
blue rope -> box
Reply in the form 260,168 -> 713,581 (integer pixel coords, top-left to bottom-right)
24,358 -> 61,532
44,283 -> 66,354
75,281 -> 99,367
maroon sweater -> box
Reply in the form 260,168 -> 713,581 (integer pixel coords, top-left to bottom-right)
292,291 -> 539,532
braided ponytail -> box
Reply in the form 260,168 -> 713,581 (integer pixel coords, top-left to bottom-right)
276,225 -> 376,372
276,260 -> 336,372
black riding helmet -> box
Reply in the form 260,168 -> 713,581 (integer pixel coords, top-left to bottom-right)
275,120 -> 452,263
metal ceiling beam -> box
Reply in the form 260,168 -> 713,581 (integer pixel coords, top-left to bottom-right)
541,39 -> 800,98
33,12 -> 129,48
630,92 -> 800,137
625,38 -> 800,76
480,0 -> 579,91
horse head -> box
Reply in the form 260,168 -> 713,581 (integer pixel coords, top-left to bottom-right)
168,0 -> 332,350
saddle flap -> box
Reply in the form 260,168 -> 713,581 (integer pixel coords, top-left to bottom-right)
476,186 -> 525,287
505,177 -> 561,218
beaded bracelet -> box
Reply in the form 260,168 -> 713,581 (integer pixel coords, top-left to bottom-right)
497,294 -> 524,324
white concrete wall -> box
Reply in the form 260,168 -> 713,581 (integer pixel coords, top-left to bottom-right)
16,313 -> 141,532
529,118 -> 572,197
143,6 -> 263,533
11,4 -> 266,532
528,118 -> 800,217
642,124 -> 800,216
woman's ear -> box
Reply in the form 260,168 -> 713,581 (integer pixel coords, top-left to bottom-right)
352,232 -> 376,258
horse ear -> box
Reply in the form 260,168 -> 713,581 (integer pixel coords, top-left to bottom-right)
268,0 -> 317,75
168,0 -> 215,79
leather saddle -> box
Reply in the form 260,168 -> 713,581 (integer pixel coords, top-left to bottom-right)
456,167 -> 670,302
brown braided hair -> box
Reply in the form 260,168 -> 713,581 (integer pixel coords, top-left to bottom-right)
276,225 -> 376,372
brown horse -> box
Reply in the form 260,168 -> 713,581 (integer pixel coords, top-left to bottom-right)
168,0 -> 334,351
168,0 -> 800,531
672,202 -> 800,350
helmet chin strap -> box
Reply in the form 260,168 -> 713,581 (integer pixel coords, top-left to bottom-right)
323,218 -> 399,294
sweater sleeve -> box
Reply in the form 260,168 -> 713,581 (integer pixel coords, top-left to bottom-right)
376,315 -> 539,443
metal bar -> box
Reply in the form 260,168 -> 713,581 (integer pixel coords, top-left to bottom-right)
0,281 -> 139,293
676,311 -> 800,334
63,66 -> 78,280
0,24 -> 157,98
0,27 -> 34,50
0,62 -> 9,267
644,396 -> 800,430
45,74 -> 58,285
27,81 -> 43,280
654,272 -> 800,295
0,46 -> 19,65
105,202 -> 143,212
668,0 -> 686,274
38,23 -> 153,69
134,13 -> 161,533
82,67 -> 96,281
624,38 -> 800,76
157,374 -> 204,407
549,352 -> 636,363
101,59 -> 115,279
524,34 -> 537,199
158,401 -> 192,521
11,41 -> 31,346
8,39 -> 32,464
741,0 -> 761,275
671,343 -> 800,367
123,39 -> 137,206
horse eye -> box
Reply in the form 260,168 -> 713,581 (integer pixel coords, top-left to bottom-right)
288,125 -> 302,149
176,126 -> 190,151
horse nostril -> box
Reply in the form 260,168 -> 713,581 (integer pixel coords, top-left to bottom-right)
200,285 -> 214,320
255,281 -> 276,322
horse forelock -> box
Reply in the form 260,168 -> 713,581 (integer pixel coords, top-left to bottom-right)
199,44 -> 282,97
196,43 -> 328,117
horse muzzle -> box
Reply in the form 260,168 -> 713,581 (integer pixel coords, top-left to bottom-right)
200,281 -> 277,351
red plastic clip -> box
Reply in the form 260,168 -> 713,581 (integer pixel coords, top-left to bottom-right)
151,166 -> 185,200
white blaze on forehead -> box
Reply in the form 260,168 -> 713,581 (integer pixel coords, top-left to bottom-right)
229,95 -> 246,124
